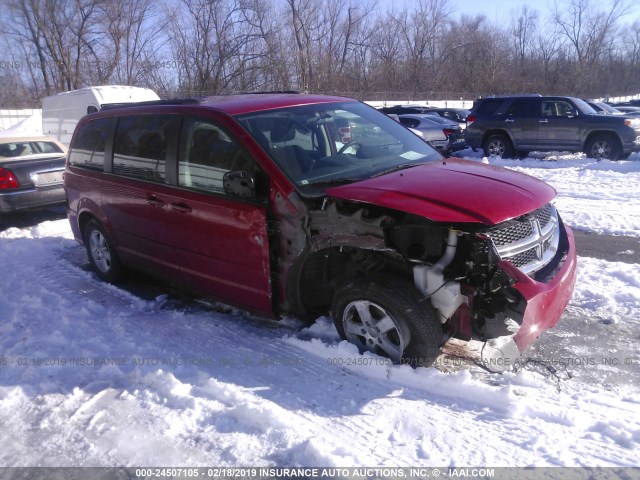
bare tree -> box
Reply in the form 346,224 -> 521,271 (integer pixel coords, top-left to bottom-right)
102,0 -> 169,87
510,5 -> 538,62
554,0 -> 629,66
167,0 -> 268,94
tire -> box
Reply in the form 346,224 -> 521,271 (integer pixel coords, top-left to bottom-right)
483,134 -> 514,158
83,219 -> 124,283
585,134 -> 621,160
331,275 -> 443,367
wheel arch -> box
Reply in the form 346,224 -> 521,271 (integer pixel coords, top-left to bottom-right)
584,130 -> 623,149
482,129 -> 515,148
286,245 -> 409,320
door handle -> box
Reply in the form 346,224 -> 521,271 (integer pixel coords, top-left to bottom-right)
539,119 -> 549,123
171,203 -> 192,214
505,118 -> 515,123
146,195 -> 164,207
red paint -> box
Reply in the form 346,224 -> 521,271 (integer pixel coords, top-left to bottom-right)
328,158 -> 556,225
499,225 -> 578,352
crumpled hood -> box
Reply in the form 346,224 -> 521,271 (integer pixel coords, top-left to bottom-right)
326,158 -> 556,225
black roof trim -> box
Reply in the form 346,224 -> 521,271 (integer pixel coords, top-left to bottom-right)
100,98 -> 201,110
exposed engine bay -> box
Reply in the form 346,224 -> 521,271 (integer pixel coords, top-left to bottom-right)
295,198 -> 569,346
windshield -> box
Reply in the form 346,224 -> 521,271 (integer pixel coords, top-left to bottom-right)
573,98 -> 597,114
235,101 -> 442,196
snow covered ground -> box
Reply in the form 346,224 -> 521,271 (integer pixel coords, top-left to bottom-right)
0,150 -> 639,468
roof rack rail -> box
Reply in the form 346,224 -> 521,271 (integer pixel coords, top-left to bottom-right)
483,93 -> 542,98
100,98 -> 201,110
237,90 -> 301,95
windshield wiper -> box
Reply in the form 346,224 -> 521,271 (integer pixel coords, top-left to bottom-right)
372,163 -> 421,177
303,177 -> 362,187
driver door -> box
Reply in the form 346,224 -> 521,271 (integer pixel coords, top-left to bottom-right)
170,114 -> 272,314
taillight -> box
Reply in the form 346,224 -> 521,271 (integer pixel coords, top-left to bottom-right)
466,115 -> 476,125
0,167 -> 19,189
443,128 -> 456,137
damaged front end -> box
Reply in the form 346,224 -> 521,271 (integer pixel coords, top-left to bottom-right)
409,203 -> 577,365
298,198 -> 577,366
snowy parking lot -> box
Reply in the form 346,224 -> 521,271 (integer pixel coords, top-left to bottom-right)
0,150 -> 639,467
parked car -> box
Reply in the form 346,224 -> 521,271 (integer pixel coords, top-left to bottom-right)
584,100 -> 621,115
378,105 -> 433,115
466,94 -> 640,160
0,136 -> 67,221
65,93 -> 577,367
612,105 -> 640,117
396,114 -> 466,154
423,107 -> 471,125
611,99 -> 640,107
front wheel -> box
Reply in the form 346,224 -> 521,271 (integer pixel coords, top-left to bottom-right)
331,275 -> 443,366
585,134 -> 621,160
83,219 -> 124,283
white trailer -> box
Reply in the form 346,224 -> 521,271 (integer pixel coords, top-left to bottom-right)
42,86 -> 160,145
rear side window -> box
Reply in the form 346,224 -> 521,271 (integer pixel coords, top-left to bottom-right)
507,100 -> 539,117
475,99 -> 503,115
35,141 -> 63,154
399,117 -> 420,129
68,118 -> 112,170
113,115 -> 175,182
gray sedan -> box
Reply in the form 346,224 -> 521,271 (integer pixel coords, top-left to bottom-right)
0,136 -> 67,221
396,114 -> 466,154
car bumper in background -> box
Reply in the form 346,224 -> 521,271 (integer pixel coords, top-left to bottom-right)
0,185 -> 66,214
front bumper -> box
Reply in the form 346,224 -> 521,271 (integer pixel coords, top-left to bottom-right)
500,224 -> 577,353
0,185 -> 66,214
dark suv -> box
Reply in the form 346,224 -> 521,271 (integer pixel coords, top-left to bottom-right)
64,93 -> 576,367
465,94 -> 640,160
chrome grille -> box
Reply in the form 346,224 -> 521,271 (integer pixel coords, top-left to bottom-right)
537,203 -> 553,228
485,203 -> 560,275
509,247 -> 540,268
489,221 -> 533,247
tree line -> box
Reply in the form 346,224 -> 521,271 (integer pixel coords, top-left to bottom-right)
0,0 -> 638,108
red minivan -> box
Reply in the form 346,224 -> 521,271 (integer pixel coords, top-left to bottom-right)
64,94 -> 577,367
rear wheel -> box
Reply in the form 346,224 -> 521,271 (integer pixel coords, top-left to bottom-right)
331,275 -> 443,366
585,134 -> 621,160
483,134 -> 514,159
83,219 -> 124,283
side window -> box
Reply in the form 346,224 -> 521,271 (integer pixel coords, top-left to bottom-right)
35,141 -> 63,154
68,117 -> 112,171
507,100 -> 539,117
399,117 -> 420,129
541,101 -> 575,117
555,101 -> 576,117
541,101 -> 556,116
476,99 -> 503,115
179,117 -> 257,195
113,115 -> 174,182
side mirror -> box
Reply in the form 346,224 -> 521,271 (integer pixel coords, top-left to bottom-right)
223,170 -> 256,197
